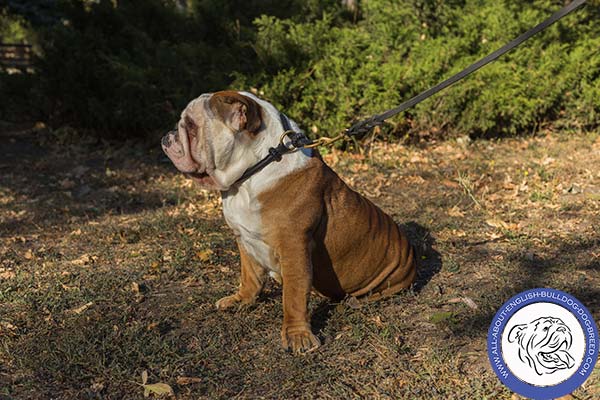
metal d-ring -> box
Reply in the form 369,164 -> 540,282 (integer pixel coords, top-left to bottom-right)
279,130 -> 301,151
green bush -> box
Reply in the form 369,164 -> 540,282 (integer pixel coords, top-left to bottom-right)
240,0 -> 600,139
2,0 -> 599,140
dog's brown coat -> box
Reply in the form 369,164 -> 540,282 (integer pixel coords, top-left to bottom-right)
234,153 -> 416,351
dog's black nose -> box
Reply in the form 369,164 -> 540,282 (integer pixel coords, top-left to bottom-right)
161,134 -> 171,148
161,130 -> 177,148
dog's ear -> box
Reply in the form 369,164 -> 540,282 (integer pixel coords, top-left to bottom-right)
209,91 -> 262,134
508,324 -> 527,343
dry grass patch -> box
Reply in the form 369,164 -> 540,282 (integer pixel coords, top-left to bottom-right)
1,126 -> 599,399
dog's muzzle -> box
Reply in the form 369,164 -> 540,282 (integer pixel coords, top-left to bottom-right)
161,130 -> 178,149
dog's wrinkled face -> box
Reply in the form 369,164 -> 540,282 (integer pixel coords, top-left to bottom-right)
161,91 -> 263,191
508,317 -> 575,375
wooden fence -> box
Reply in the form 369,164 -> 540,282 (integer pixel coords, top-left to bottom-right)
0,43 -> 33,71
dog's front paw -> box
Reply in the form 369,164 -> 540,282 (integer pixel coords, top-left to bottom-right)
282,324 -> 321,354
215,294 -> 241,310
215,293 -> 256,310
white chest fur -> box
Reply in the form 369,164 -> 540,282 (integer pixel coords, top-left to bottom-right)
222,187 -> 279,274
218,92 -> 312,280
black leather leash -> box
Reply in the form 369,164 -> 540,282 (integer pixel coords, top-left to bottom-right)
234,0 -> 587,185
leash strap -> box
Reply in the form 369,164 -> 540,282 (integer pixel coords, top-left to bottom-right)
233,0 -> 586,185
344,0 -> 587,139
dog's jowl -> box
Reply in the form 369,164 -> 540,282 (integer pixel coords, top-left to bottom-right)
162,91 -> 417,353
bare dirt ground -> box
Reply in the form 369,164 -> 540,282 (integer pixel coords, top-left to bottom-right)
1,124 -> 599,399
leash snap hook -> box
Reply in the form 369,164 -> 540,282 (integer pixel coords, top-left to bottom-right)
279,130 -> 303,151
304,133 -> 346,148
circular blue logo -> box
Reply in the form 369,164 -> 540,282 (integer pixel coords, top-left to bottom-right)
487,288 -> 598,400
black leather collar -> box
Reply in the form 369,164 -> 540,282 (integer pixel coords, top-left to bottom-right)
233,113 -> 312,185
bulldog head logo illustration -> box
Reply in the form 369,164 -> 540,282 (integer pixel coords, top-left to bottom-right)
507,317 -> 575,376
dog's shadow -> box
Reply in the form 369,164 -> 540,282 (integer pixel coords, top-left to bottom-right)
310,221 -> 442,333
400,221 -> 442,293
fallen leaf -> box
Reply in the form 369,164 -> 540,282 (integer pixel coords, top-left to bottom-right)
146,322 -> 159,331
370,315 -> 384,328
518,179 -> 529,193
441,179 -> 460,188
142,370 -> 148,385
447,206 -> 464,217
541,156 -> 555,166
460,296 -> 478,310
486,219 -> 508,229
196,249 -> 213,262
0,321 -> 17,332
90,381 -> 105,393
143,383 -> 174,397
430,312 -> 456,325
409,154 -> 429,163
485,232 -> 503,240
70,301 -> 93,315
182,276 -> 202,287
404,175 -> 426,185
131,282 -> 141,294
24,249 -> 33,259
70,254 -> 96,266
176,376 -> 202,385
345,296 -> 361,309
60,283 -> 77,291
0,270 -> 16,280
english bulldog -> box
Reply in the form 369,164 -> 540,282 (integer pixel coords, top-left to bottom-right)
161,91 -> 416,353
508,317 -> 575,375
